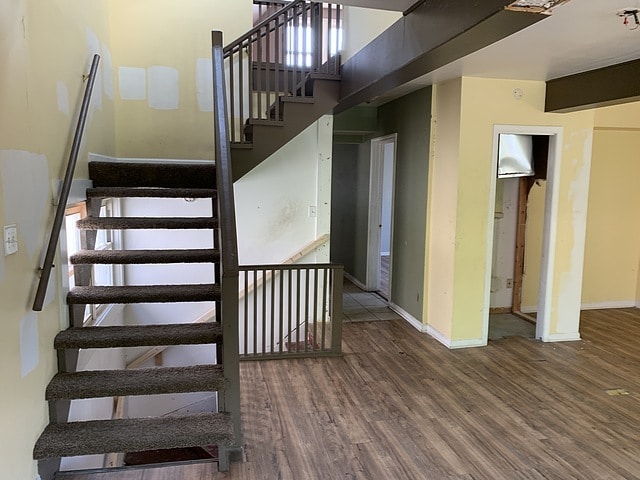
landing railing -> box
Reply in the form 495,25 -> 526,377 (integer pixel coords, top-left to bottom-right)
239,263 -> 343,360
33,55 -> 101,312
223,0 -> 341,144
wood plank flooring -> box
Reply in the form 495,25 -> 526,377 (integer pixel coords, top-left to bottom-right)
58,308 -> 640,480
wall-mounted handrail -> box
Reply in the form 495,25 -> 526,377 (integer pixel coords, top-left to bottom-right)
33,54 -> 100,312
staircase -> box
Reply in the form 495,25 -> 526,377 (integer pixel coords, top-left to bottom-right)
224,0 -> 342,180
33,160 -> 240,474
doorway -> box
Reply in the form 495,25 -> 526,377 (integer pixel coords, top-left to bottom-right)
367,134 -> 397,300
484,125 -> 563,343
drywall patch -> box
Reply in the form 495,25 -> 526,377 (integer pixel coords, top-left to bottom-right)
20,312 -> 39,377
86,28 -> 102,111
0,150 -> 49,256
196,58 -> 213,112
119,67 -> 146,100
101,42 -> 114,100
148,66 -> 179,110
56,81 -> 69,115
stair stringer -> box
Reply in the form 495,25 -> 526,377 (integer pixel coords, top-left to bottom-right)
231,78 -> 340,181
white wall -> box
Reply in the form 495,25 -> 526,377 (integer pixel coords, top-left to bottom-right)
340,7 -> 401,62
234,116 -> 334,265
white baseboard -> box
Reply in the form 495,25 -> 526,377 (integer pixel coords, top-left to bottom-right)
540,332 -> 581,342
344,272 -> 368,291
89,153 -> 213,164
580,300 -> 636,310
389,302 -> 427,332
523,300 -> 637,313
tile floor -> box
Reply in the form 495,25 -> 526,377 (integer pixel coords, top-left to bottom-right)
342,280 -> 403,323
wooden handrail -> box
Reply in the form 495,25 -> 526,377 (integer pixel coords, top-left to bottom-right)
33,54 -> 101,311
224,0 -> 307,57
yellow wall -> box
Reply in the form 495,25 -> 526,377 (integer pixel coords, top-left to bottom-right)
341,6 -> 401,63
0,1 -> 115,478
428,77 -> 595,345
581,102 -> 640,307
108,0 -> 252,159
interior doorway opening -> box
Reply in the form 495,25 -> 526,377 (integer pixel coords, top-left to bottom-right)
485,126 -> 563,343
367,134 -> 397,300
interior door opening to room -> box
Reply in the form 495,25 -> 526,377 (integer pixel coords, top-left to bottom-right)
367,134 -> 396,300
485,126 -> 563,343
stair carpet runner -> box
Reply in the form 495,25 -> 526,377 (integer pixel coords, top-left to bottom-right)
33,161 -> 234,467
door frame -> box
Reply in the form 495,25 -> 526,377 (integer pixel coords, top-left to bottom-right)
483,125 -> 563,342
366,134 -> 397,295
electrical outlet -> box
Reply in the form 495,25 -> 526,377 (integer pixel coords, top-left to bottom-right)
4,224 -> 18,256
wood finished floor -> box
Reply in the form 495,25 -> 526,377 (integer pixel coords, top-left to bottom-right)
59,308 -> 640,480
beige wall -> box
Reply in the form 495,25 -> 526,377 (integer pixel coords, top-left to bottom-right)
427,77 -> 595,346
109,0 -> 252,159
340,6 -> 401,63
0,0 -> 115,478
580,102 -> 640,308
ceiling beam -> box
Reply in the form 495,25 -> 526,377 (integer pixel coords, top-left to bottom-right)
545,59 -> 640,113
336,0 -> 545,113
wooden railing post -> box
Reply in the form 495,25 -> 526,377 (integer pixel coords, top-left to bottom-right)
330,266 -> 343,355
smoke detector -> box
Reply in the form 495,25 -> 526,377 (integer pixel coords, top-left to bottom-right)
506,0 -> 572,14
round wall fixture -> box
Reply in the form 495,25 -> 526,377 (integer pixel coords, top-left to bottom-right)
513,88 -> 524,100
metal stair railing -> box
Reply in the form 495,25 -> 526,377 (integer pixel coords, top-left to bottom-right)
223,0 -> 341,144
33,54 -> 101,312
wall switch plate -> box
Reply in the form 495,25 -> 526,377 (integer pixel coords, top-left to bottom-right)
4,224 -> 18,255
308,206 -> 317,218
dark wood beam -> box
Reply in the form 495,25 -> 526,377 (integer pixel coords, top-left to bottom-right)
545,58 -> 640,113
336,1 -> 545,112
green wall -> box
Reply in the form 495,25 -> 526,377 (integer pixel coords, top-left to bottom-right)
377,87 -> 431,319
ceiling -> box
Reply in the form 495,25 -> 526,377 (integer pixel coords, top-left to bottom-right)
367,0 -> 640,105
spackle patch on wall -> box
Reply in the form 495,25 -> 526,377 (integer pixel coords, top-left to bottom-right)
119,67 -> 146,100
101,42 -> 114,100
56,81 -> 69,115
196,58 -> 213,112
20,312 -> 39,377
0,150 -> 49,256
148,66 -> 179,110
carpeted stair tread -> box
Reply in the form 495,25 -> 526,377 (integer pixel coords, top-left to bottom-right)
71,248 -> 219,265
46,365 -> 225,400
68,284 -> 221,304
55,323 -> 222,349
33,412 -> 233,459
76,216 -> 218,230
87,187 -> 217,199
89,161 -> 216,189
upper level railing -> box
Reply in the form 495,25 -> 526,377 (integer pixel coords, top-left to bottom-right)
223,0 -> 341,144
33,54 -> 101,312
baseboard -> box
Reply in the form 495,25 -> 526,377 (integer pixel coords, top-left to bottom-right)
489,306 -> 512,314
521,305 -> 537,314
389,302 -> 427,332
580,301 -> 636,310
344,272 -> 368,291
89,153 -> 214,165
540,332 -> 581,342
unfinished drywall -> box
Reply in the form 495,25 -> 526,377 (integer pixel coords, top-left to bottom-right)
234,116 -> 333,265
108,0 -> 252,159
0,0 -> 116,477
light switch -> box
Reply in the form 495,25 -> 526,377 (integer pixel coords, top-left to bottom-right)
4,224 -> 18,255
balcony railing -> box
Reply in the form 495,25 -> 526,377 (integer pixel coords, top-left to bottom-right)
223,0 -> 341,144
239,263 -> 343,360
